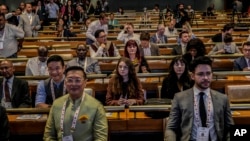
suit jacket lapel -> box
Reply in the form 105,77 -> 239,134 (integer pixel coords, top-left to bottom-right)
210,90 -> 220,124
11,77 -> 17,99
0,79 -> 3,99
188,89 -> 194,121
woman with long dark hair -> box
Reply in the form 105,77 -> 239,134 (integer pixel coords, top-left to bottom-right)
161,56 -> 193,99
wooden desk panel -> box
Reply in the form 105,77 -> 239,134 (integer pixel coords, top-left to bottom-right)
8,114 -> 47,135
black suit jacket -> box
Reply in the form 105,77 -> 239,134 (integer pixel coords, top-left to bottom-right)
0,77 -> 31,108
234,56 -> 248,71
0,106 -> 9,141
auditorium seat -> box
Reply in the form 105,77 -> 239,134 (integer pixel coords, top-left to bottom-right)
225,85 -> 250,104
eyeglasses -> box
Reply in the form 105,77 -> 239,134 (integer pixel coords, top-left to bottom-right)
98,35 -> 106,39
0,66 -> 12,71
77,49 -> 88,52
243,49 -> 250,52
195,72 -> 212,77
65,77 -> 83,84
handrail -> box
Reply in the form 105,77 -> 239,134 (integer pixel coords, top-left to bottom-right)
0,74 -> 107,80
7,108 -> 50,114
230,104 -> 250,110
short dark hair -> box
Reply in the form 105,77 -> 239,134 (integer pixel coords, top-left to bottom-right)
179,31 -> 189,38
140,31 -> 150,41
65,66 -> 87,80
189,56 -> 212,72
47,55 -> 65,66
222,23 -> 234,32
99,12 -> 108,19
94,29 -> 105,38
224,33 -> 233,43
38,46 -> 49,56
243,41 -> 250,47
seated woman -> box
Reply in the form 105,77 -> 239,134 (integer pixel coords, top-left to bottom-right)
183,38 -> 206,67
161,56 -> 193,99
124,39 -> 151,73
106,57 -> 144,106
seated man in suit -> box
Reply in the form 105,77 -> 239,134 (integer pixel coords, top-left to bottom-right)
35,55 -> 66,108
0,106 -> 9,141
150,24 -> 168,44
67,43 -> 101,74
25,46 -> 49,76
234,41 -> 250,71
0,60 -> 31,108
210,23 -> 234,42
90,29 -> 120,57
171,31 -> 190,55
165,56 -> 234,141
208,33 -> 242,55
140,31 -> 160,56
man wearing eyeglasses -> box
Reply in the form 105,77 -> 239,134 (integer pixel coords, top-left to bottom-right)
67,43 -> 101,74
234,41 -> 250,71
0,60 -> 31,108
44,66 -> 108,141
90,29 -> 120,58
35,55 -> 66,108
25,46 -> 49,76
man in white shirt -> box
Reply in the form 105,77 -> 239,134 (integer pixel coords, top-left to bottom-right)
25,46 -> 49,76
164,20 -> 178,37
86,12 -> 108,45
117,22 -> 140,44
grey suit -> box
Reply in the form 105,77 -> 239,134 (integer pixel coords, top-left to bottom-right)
140,43 -> 160,56
208,43 -> 241,55
0,23 -> 24,58
18,12 -> 41,37
234,56 -> 248,71
165,88 -> 233,141
66,57 -> 101,74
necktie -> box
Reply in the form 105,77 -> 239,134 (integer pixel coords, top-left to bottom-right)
199,92 -> 206,127
248,59 -> 250,67
29,15 -> 32,24
4,80 -> 11,102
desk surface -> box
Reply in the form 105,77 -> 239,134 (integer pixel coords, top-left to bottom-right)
7,110 -> 250,135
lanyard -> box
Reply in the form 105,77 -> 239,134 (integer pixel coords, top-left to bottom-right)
194,93 -> 212,127
50,79 -> 66,101
60,94 -> 85,134
155,33 -> 165,43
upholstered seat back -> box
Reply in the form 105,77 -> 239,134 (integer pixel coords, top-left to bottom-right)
225,85 -> 250,103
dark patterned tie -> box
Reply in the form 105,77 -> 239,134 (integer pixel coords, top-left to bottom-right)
199,92 -> 206,127
4,80 -> 11,102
